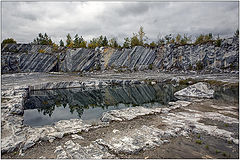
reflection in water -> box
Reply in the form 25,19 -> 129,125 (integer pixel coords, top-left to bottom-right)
24,83 -> 239,127
213,85 -> 239,104
24,83 -> 185,127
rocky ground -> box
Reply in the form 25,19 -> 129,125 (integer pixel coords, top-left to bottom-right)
1,71 -> 239,90
2,99 -> 238,159
1,71 -> 239,159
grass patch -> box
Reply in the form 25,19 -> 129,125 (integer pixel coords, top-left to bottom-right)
148,64 -> 153,70
179,78 -> 197,85
224,123 -> 229,127
197,134 -> 201,139
43,101 -> 49,105
205,145 -> 209,150
222,152 -> 227,157
195,139 -> 202,144
216,149 -> 221,154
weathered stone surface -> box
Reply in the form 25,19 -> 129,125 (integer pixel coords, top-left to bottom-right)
1,52 -> 58,73
174,82 -> 214,98
156,37 -> 239,71
60,48 -> 101,72
54,146 -> 68,159
71,134 -> 84,140
54,140 -> 115,159
162,108 -> 239,144
53,119 -> 91,134
96,125 -> 170,154
1,71 -> 238,156
101,106 -> 162,122
1,44 -> 66,73
104,46 -> 156,70
96,99 -> 238,154
2,36 -> 238,73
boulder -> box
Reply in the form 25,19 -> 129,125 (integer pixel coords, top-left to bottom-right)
174,82 -> 214,98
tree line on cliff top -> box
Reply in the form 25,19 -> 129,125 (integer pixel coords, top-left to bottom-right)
2,27 -> 239,49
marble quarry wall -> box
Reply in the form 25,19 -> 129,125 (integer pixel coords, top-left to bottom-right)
1,36 -> 238,74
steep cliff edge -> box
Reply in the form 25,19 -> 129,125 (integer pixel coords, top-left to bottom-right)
1,36 -> 238,74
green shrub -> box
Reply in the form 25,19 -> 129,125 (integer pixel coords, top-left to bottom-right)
197,134 -> 201,138
52,43 -> 59,52
2,38 -> 17,46
215,39 -> 222,47
148,64 -> 153,70
195,139 -> 202,144
205,145 -> 209,149
224,123 -> 229,127
222,152 -> 227,157
195,34 -> 205,45
216,149 -> 221,154
38,49 -> 46,53
194,33 -> 213,45
149,41 -> 157,48
95,64 -> 101,71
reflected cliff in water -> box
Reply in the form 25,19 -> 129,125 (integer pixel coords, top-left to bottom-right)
23,83 -> 238,127
23,83 -> 185,127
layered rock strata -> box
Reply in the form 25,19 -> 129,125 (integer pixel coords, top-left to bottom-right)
2,36 -> 238,73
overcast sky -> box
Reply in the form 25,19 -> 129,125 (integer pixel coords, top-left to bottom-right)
2,1 -> 239,44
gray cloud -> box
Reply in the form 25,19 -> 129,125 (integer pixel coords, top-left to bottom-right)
2,1 -> 238,44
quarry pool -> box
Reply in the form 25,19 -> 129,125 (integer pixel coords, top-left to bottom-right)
23,83 -> 186,127
23,83 -> 239,127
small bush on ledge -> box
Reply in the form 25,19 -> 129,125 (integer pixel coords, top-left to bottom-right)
38,49 -> 46,53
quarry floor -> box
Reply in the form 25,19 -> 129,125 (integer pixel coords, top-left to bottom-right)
2,99 -> 239,159
1,70 -> 239,90
1,71 -> 239,159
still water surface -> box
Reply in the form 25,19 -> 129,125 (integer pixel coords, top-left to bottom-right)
23,83 -> 238,127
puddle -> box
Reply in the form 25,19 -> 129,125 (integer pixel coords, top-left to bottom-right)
23,83 -> 185,127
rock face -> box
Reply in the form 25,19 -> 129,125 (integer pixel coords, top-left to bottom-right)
1,36 -> 239,73
1,44 -> 65,73
1,52 -> 59,73
60,48 -> 101,72
103,46 -> 156,70
156,37 -> 239,71
174,82 -> 214,98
